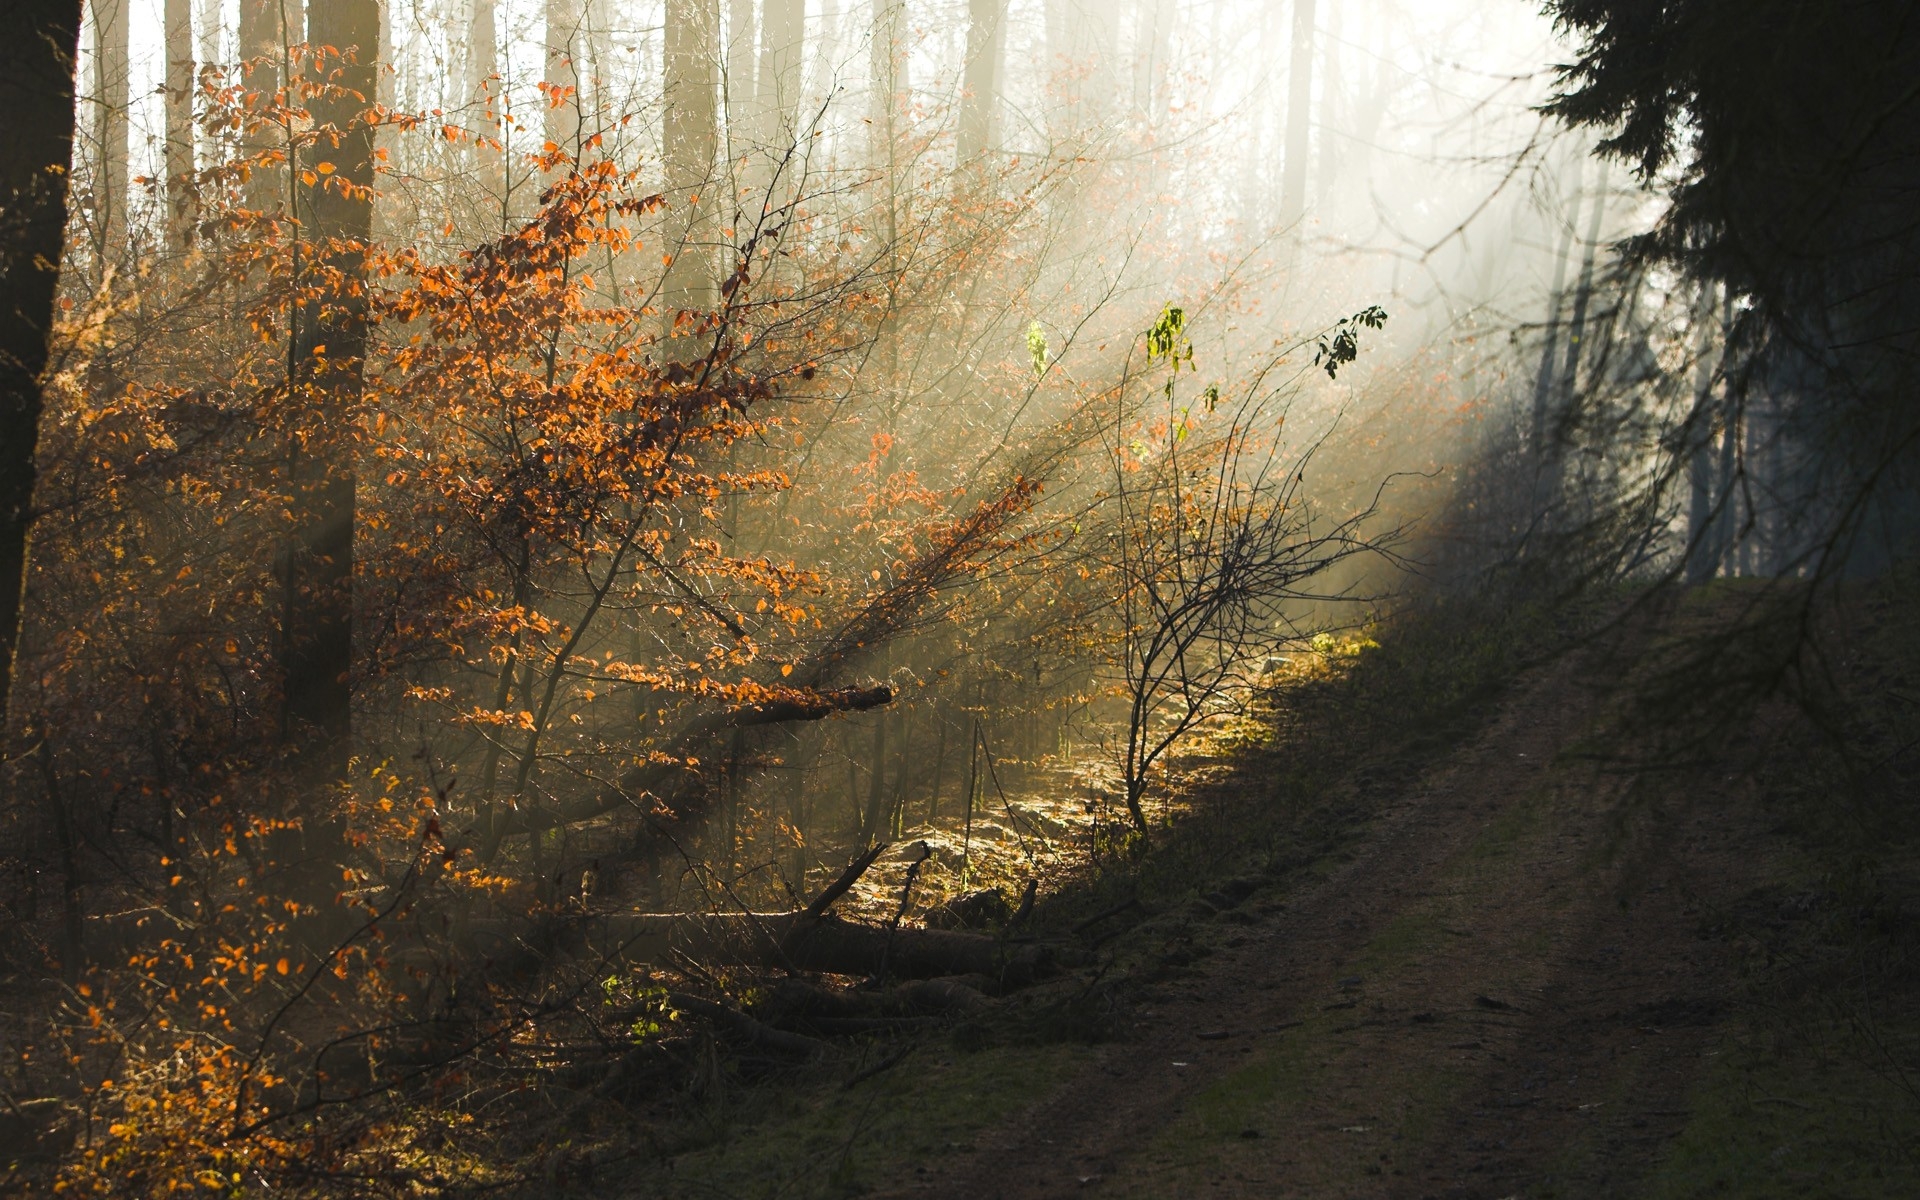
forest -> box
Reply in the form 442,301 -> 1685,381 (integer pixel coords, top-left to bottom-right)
1,0 -> 1916,1195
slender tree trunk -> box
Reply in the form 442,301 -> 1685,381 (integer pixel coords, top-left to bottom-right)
1556,160 -> 1610,403
1314,0 -> 1340,205
165,0 -> 196,253
464,0 -> 505,212
861,710 -> 888,843
1236,2 -> 1274,233
1530,152 -> 1585,454
465,0 -> 499,106
545,0 -> 583,155
0,0 -> 85,724
663,0 -> 720,331
810,0 -> 840,114
91,0 -> 130,257
196,0 -> 221,65
238,0 -> 296,213
1132,0 -> 1173,123
868,0 -> 904,236
1686,282 -> 1722,583
955,0 -> 1006,167
725,0 -> 757,128
758,0 -> 804,150
925,710 -> 947,824
1279,0 -> 1314,228
281,0 -> 378,767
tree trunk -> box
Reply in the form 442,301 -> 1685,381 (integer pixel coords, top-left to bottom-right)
664,0 -> 719,330
238,0 -> 297,213
1313,0 -> 1340,205
1134,0 -> 1174,126
1685,282 -> 1722,584
725,0 -> 757,127
91,0 -> 129,257
955,0 -> 1006,167
1556,160 -> 1610,404
465,0 -> 498,106
281,0 -> 378,767
545,0 -> 583,155
164,0 -> 196,253
861,709 -> 888,842
1530,152 -> 1584,455
1279,0 -> 1314,229
0,0 -> 84,724
925,710 -> 947,824
758,0 -> 804,148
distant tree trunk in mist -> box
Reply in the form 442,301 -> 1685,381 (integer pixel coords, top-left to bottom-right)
868,0 -> 904,194
1556,159 -> 1609,403
726,0 -> 757,125
1044,0 -> 1108,123
1314,2 -> 1340,205
0,0 -> 84,724
280,0 -> 378,764
91,0 -> 129,255
860,710 -> 888,842
585,0 -> 612,125
465,0 -> 498,104
164,0 -> 196,252
956,0 -> 1006,167
759,0 -> 804,148
1685,283 -> 1723,583
1279,0 -> 1314,229
239,0 -> 296,212
546,0 -> 583,154
196,0 -> 220,64
1133,0 -> 1175,126
810,0 -> 841,110
664,0 -> 719,323
1237,3 -> 1275,231
1531,154 -> 1585,453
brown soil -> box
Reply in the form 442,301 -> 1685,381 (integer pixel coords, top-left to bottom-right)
882,617 -> 1778,1199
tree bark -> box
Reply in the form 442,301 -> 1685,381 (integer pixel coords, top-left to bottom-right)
1133,0 -> 1174,126
1314,0 -> 1340,205
0,0 -> 84,723
725,0 -> 757,126
164,0 -> 196,252
758,0 -> 804,148
545,0 -> 583,155
955,0 -> 1006,167
1530,151 -> 1584,455
238,0 -> 297,213
91,0 -> 129,256
1279,0 -> 1314,228
664,0 -> 720,326
281,0 -> 377,765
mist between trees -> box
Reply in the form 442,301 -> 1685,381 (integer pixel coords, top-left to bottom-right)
1,0 -> 1914,1191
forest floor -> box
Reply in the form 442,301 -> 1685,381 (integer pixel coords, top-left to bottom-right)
613,587 -> 1920,1200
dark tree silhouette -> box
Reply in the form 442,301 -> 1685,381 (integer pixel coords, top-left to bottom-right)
1546,0 -> 1920,488
281,0 -> 379,762
0,0 -> 85,721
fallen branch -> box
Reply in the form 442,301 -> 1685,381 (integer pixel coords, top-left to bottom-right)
804,842 -> 890,919
665,992 -> 827,1057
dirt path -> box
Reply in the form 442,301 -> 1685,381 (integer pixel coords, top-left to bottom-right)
884,621 -> 1775,1199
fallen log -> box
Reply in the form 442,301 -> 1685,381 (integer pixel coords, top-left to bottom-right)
729,684 -> 892,727
456,910 -> 1056,987
664,991 -> 827,1057
495,681 -> 894,840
